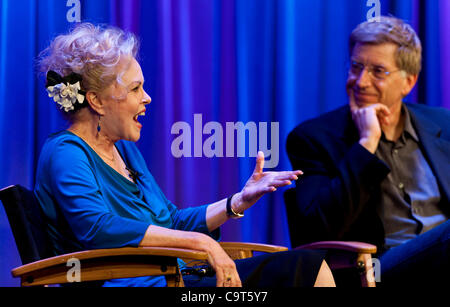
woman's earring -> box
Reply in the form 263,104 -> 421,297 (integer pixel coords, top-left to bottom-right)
97,116 -> 101,133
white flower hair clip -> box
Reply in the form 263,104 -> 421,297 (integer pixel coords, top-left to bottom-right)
46,71 -> 86,112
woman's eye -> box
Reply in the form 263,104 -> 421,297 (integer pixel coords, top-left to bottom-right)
132,86 -> 140,92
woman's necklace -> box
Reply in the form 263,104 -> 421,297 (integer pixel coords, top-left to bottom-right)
70,130 -> 135,182
97,147 -> 135,182
68,128 -> 116,163
96,147 -> 116,164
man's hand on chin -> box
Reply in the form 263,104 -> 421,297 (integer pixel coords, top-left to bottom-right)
348,89 -> 391,154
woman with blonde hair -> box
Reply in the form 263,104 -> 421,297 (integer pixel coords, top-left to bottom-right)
35,23 -> 334,287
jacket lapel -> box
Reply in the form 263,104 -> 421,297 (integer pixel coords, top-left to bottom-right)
408,105 -> 450,203
325,105 -> 359,144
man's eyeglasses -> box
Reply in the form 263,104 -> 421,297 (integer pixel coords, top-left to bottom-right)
348,61 -> 402,80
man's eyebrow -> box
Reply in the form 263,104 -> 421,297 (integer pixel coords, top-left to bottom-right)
351,59 -> 387,68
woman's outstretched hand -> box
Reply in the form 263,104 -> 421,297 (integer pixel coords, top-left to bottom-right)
232,151 -> 302,213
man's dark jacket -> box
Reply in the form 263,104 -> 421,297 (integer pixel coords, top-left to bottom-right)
286,103 -> 450,253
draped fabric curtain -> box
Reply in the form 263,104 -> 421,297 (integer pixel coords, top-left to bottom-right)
1,0 -> 448,285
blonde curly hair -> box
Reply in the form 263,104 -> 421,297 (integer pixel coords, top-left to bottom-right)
38,23 -> 139,115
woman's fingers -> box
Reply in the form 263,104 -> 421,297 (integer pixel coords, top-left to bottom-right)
216,268 -> 242,287
246,172 -> 301,197
263,172 -> 302,185
257,171 -> 301,184
220,274 -> 241,287
263,180 -> 296,191
221,268 -> 241,287
209,245 -> 242,287
276,173 -> 301,181
253,151 -> 265,174
239,168 -> 303,211
266,170 -> 302,176
233,271 -> 242,287
215,267 -> 225,287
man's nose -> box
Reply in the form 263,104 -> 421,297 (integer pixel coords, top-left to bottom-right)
355,68 -> 372,88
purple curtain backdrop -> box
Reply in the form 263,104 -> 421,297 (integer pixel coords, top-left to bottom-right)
441,0 -> 450,109
1,0 -> 449,286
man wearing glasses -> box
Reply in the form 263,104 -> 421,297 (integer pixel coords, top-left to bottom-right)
286,16 -> 449,286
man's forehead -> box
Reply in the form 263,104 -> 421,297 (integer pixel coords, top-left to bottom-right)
351,43 -> 398,66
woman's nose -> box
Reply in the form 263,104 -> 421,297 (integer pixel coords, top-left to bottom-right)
143,91 -> 151,104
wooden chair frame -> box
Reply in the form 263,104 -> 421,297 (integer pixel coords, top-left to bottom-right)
296,241 -> 377,287
11,243 -> 287,287
1,184 -> 376,287
284,188 -> 378,287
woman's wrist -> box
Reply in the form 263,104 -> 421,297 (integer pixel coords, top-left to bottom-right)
226,192 -> 244,219
192,231 -> 218,254
231,192 -> 244,214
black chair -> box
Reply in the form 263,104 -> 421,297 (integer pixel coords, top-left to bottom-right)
284,188 -> 378,287
0,185 -> 288,287
0,185 -> 54,265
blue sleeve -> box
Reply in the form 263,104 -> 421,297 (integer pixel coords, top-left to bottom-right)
169,203 -> 221,241
144,170 -> 221,241
115,140 -> 220,241
48,141 -> 150,249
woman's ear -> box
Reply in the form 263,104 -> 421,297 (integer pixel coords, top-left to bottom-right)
85,91 -> 105,116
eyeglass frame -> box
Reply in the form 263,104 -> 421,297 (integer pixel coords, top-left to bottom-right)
348,60 -> 404,80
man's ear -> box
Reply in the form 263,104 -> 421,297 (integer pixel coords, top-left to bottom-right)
85,91 -> 105,116
402,74 -> 419,97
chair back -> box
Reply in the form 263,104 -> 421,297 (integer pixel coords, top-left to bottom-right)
284,187 -> 330,247
283,188 -> 305,248
0,185 -> 53,264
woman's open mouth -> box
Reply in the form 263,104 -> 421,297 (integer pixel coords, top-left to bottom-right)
133,110 -> 146,128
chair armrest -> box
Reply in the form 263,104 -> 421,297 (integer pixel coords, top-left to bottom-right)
295,241 -> 377,287
220,242 -> 288,260
0,185 -> 15,193
295,241 -> 377,254
12,247 -> 208,286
